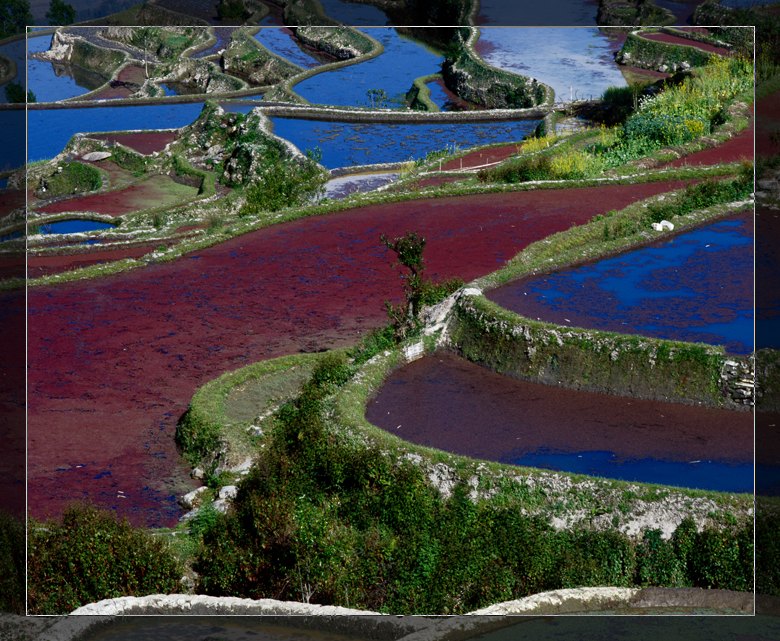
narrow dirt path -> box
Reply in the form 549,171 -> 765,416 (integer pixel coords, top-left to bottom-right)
28,180 -> 695,527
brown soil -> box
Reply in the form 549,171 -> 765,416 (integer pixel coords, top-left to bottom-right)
36,174 -> 196,216
87,64 -> 148,101
27,179 -> 698,527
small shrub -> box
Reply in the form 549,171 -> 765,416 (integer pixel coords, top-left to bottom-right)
522,134 -> 557,153
689,523 -> 753,591
37,162 -> 101,198
556,528 -> 637,588
28,504 -> 181,614
636,529 -> 686,587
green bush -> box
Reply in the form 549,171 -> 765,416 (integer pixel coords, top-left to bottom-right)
756,508 -> 780,596
37,161 -> 102,198
636,528 -> 686,587
557,528 -> 637,588
689,523 -> 753,591
28,504 -> 181,614
0,511 -> 24,614
239,147 -> 327,216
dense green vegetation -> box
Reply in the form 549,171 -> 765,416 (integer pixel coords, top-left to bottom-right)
27,504 -> 182,614
239,147 -> 327,215
0,0 -> 32,39
188,355 -> 753,614
0,511 -> 24,614
480,56 -> 752,184
46,0 -> 76,25
35,161 -> 102,198
597,0 -> 674,26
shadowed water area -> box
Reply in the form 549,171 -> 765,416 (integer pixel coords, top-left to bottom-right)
0,37 -> 25,100
366,352 -> 752,492
476,27 -> 626,103
319,0 -> 390,25
255,17 -> 324,69
294,28 -> 444,108
488,213 -> 754,354
476,0 -> 597,25
27,33 -> 109,102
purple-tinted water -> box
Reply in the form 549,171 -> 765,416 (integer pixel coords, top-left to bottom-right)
488,214 -> 754,354
366,352 -> 752,492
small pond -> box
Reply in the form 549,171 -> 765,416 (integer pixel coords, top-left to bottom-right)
319,0 -> 390,25
0,229 -> 23,242
34,219 -> 116,234
27,102 -> 206,161
476,27 -> 626,103
27,33 -> 109,103
365,352 -> 752,492
255,17 -> 323,69
268,116 -> 539,168
293,28 -> 444,108
488,214 -> 754,354
322,171 -> 399,199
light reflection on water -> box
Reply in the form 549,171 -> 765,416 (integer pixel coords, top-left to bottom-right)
476,27 -> 626,103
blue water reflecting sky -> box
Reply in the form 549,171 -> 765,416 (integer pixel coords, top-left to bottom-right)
489,216 -> 754,354
294,28 -> 443,108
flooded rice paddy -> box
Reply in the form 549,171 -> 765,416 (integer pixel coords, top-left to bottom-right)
268,116 -> 540,168
294,28 -> 444,108
476,27 -> 626,103
34,219 -> 116,234
366,352 -> 752,492
256,17 -> 324,69
488,213 -> 754,354
27,33 -> 109,103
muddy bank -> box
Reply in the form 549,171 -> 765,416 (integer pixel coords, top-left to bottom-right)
27,180 -> 699,526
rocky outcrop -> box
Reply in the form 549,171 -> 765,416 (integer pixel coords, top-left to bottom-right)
293,26 -> 374,60
221,33 -> 299,86
155,57 -> 245,94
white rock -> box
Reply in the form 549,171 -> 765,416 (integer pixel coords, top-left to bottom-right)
82,151 -> 112,162
218,485 -> 238,500
179,486 -> 208,509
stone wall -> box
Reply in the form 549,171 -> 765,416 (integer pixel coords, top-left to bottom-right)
448,290 -> 753,409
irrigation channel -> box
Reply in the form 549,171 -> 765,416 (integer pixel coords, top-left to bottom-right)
17,23 -> 757,531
